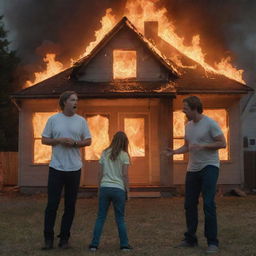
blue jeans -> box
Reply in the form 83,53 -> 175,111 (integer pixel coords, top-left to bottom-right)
184,165 -> 219,246
91,187 -> 129,247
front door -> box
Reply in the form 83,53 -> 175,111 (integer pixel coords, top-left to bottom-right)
82,112 -> 149,186
118,113 -> 149,185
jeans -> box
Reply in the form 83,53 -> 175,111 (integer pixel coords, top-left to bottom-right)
91,187 -> 129,247
44,167 -> 81,241
184,165 -> 219,246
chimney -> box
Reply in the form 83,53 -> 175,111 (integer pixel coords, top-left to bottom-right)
144,21 -> 159,43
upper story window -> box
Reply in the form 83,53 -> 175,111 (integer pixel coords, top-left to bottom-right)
113,50 -> 137,79
173,109 -> 229,161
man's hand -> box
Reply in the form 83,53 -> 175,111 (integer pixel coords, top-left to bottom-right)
162,148 -> 174,157
58,138 -> 75,147
189,143 -> 203,151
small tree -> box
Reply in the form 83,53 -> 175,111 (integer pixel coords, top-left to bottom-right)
0,15 -> 20,151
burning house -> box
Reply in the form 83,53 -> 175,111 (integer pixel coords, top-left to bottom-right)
11,16 -> 252,196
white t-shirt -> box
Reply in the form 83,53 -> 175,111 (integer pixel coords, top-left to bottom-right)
99,148 -> 130,191
185,115 -> 223,172
42,113 -> 91,171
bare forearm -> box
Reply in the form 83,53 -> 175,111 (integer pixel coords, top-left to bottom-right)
76,138 -> 92,147
122,165 -> 129,191
98,167 -> 103,188
42,137 -> 60,146
123,174 -> 129,191
173,145 -> 189,154
202,141 -> 226,150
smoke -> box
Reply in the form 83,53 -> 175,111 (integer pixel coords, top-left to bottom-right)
161,0 -> 256,86
0,0 -> 126,80
0,0 -> 255,85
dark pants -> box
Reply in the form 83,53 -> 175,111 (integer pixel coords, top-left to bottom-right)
184,165 -> 219,246
91,187 -> 129,247
44,167 -> 81,241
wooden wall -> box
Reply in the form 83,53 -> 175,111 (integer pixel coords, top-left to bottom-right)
79,27 -> 170,82
244,151 -> 256,189
0,152 -> 18,186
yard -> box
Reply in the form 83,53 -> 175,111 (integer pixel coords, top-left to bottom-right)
0,193 -> 256,256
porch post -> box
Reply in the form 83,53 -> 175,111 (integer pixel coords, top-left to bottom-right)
158,98 -> 173,186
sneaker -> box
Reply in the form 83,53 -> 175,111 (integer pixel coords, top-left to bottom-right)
89,245 -> 98,252
41,239 -> 54,250
58,239 -> 71,249
120,244 -> 133,251
174,240 -> 198,248
206,244 -> 219,254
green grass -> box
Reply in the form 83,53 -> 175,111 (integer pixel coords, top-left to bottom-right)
0,194 -> 256,256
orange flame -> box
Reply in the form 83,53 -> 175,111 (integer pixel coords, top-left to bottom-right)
124,118 -> 145,157
25,54 -> 64,88
124,0 -> 245,84
173,109 -> 229,161
113,50 -> 137,79
26,0 -> 245,88
77,8 -> 116,60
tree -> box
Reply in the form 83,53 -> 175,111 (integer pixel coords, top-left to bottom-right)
0,15 -> 20,151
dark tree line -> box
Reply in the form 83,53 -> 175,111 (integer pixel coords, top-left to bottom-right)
0,15 -> 20,151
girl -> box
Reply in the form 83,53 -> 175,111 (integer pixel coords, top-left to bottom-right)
89,131 -> 132,251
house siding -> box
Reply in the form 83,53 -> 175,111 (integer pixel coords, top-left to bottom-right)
79,28 -> 170,82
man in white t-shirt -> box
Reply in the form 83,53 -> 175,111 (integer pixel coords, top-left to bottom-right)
41,91 -> 91,250
166,96 -> 226,254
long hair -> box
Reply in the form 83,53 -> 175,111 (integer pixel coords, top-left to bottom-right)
105,131 -> 129,161
183,96 -> 203,114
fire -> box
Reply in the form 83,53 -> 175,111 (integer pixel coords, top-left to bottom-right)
26,0 -> 245,87
85,115 -> 110,160
33,112 -> 56,163
124,0 -> 245,84
124,118 -> 145,157
173,109 -> 229,161
113,50 -> 137,79
25,54 -> 64,88
76,8 -> 117,61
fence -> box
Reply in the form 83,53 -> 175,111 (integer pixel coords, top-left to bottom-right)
244,151 -> 256,190
0,152 -> 18,187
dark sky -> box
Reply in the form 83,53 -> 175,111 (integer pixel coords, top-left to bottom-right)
0,0 -> 255,86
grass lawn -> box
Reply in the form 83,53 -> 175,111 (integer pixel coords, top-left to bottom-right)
0,193 -> 256,256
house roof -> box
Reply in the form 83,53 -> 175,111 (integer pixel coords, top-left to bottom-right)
11,68 -> 176,99
70,16 -> 179,79
11,17 -> 252,100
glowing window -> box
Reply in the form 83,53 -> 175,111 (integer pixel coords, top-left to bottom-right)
204,109 -> 229,160
124,118 -> 145,157
85,115 -> 110,160
173,111 -> 186,160
173,109 -> 229,161
113,50 -> 136,79
33,112 -> 56,163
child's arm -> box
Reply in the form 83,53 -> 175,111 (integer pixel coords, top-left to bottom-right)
122,164 -> 129,200
97,165 -> 103,195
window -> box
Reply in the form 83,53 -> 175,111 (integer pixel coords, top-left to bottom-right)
33,112 -> 56,164
85,115 -> 110,160
113,50 -> 136,79
124,118 -> 145,157
173,109 -> 229,161
173,111 -> 186,160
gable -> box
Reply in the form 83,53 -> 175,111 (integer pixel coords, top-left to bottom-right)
76,26 -> 175,82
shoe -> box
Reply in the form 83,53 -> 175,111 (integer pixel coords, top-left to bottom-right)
174,240 -> 198,248
120,244 -> 133,251
58,239 -> 70,249
206,244 -> 219,254
88,244 -> 98,252
41,239 -> 53,250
